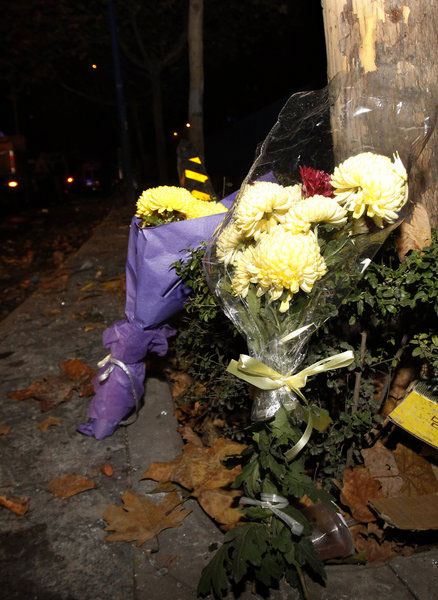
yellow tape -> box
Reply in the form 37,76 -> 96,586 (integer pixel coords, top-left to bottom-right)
190,190 -> 212,201
184,169 -> 208,183
389,390 -> 438,449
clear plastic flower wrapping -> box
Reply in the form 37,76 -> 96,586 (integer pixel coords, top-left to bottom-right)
204,72 -> 435,421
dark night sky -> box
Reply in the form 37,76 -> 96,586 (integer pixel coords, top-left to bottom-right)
0,0 -> 327,183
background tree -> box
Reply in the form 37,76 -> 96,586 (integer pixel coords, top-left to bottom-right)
187,0 -> 204,158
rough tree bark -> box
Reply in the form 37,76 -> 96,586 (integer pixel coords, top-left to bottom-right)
188,0 -> 204,159
321,0 -> 438,226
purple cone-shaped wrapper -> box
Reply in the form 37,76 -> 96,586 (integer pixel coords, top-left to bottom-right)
77,188 -> 243,439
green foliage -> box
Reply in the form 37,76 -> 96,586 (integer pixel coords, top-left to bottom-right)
174,231 -> 438,598
171,246 -> 251,434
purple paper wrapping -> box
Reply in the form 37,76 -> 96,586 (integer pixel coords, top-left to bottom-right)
77,175 -> 277,440
77,191 -> 239,439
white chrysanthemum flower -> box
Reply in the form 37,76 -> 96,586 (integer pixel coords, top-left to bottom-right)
216,223 -> 248,266
331,152 -> 408,227
232,246 -> 257,298
233,181 -> 298,240
243,230 -> 327,312
283,195 -> 348,233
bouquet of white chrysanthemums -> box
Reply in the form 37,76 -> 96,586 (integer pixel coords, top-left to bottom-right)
205,74 -> 434,438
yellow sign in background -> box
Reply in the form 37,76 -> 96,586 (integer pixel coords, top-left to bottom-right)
389,389 -> 438,449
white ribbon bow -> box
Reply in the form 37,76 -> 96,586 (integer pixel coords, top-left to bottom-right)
240,493 -> 304,536
97,353 -> 140,422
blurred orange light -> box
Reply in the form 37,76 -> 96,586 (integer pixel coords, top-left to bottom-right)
92,64 -> 97,69
67,177 -> 74,183
185,122 -> 191,128
8,181 -> 18,188
173,132 -> 178,137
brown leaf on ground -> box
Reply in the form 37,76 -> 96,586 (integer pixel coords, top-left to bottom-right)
197,489 -> 243,529
38,269 -> 72,292
37,416 -> 61,431
142,438 -> 244,493
361,442 -> 403,497
58,358 -> 96,396
9,359 -> 95,411
340,467 -> 384,523
0,424 -> 11,435
169,371 -> 194,399
354,532 -> 397,562
9,378 -> 74,411
0,495 -> 29,515
396,203 -> 431,260
100,463 -> 114,477
142,437 -> 245,528
393,443 -> 438,496
103,490 -> 190,546
43,308 -> 62,318
177,425 -> 203,447
47,474 -> 96,498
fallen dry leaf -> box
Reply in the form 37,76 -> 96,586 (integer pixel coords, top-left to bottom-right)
101,463 -> 114,477
47,474 -> 96,498
103,490 -> 190,546
37,416 -> 61,431
393,443 -> 438,496
177,425 -> 203,447
9,358 -> 95,410
43,308 -> 62,318
340,467 -> 384,523
361,442 -> 403,497
354,531 -> 397,562
0,495 -> 29,515
169,371 -> 194,399
142,438 -> 244,493
197,489 -> 242,529
142,437 -> 245,528
0,424 -> 11,435
396,203 -> 431,261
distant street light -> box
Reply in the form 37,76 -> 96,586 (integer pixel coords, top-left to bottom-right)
91,64 -> 98,69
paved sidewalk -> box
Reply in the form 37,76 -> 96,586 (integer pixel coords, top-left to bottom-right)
0,193 -> 437,600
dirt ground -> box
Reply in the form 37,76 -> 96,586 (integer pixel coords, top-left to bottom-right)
0,195 -> 114,322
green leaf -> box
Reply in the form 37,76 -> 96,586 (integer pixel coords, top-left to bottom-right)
295,538 -> 326,581
228,523 -> 268,583
198,544 -> 230,597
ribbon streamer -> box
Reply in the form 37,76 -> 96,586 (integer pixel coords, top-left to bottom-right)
240,493 -> 304,536
227,344 -> 354,459
98,354 -> 140,425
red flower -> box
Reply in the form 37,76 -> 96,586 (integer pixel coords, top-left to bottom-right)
299,165 -> 334,198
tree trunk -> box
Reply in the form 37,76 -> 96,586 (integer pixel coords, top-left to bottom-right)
150,68 -> 169,183
188,0 -> 204,159
321,0 -> 438,226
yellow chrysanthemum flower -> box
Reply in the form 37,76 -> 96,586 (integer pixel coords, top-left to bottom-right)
283,195 -> 348,233
331,152 -> 408,227
233,182 -> 302,240
235,230 -> 326,312
217,223 -> 248,266
136,186 -> 227,221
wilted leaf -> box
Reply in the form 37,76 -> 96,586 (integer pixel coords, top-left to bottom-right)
396,203 -> 431,260
0,495 -> 29,515
169,371 -> 194,399
142,437 -> 245,528
47,474 -> 96,498
100,463 -> 114,477
361,442 -> 403,497
197,489 -> 242,529
340,467 -> 384,523
0,424 -> 11,435
393,443 -> 438,496
9,358 -> 95,410
103,490 -> 190,546
37,416 -> 61,431
9,378 -> 73,411
142,438 -> 245,493
353,532 -> 397,562
177,425 -> 203,447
